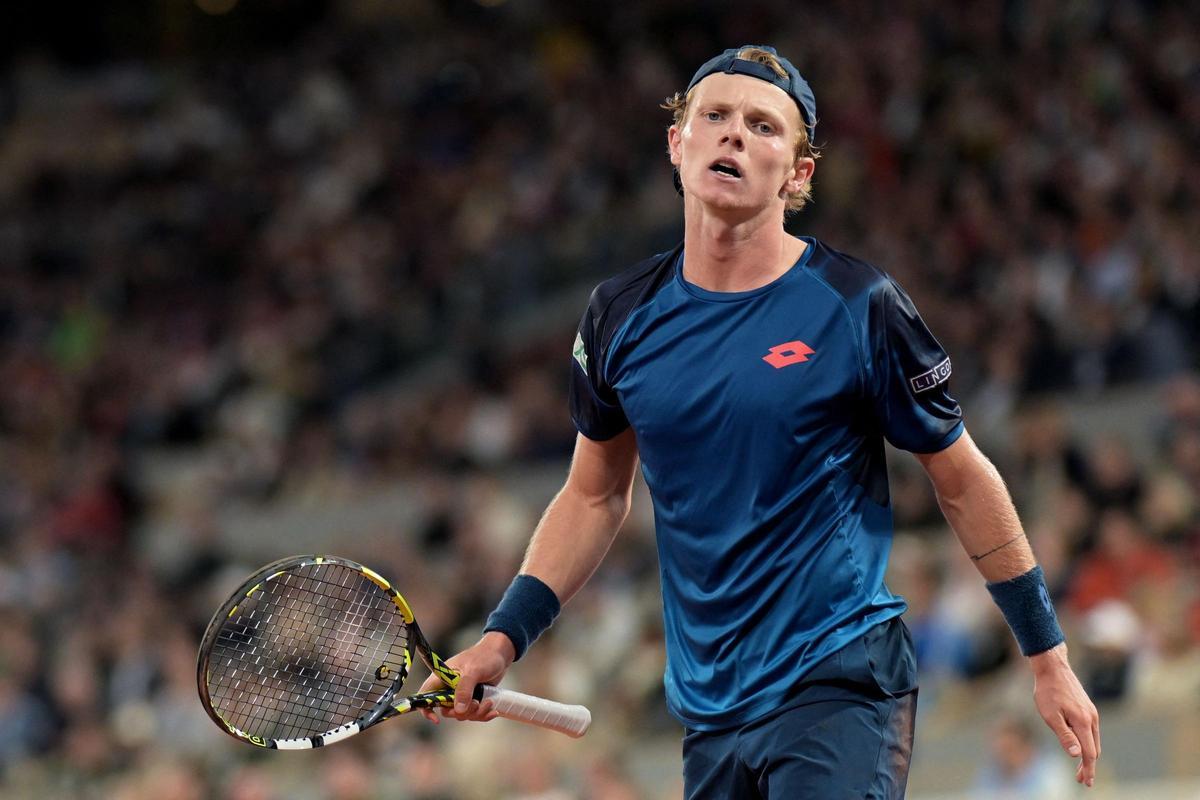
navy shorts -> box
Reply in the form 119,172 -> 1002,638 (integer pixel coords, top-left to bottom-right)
682,617 -> 918,800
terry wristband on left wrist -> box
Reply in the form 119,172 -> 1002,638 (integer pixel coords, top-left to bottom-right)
986,565 -> 1065,657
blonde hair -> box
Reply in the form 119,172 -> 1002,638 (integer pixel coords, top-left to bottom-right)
662,47 -> 820,213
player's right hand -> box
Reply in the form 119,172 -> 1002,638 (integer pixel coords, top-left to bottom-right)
417,631 -> 516,724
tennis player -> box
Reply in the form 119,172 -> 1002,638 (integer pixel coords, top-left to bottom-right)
422,45 -> 1100,798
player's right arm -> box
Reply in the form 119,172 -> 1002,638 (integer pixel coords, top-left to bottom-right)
419,428 -> 639,722
520,428 -> 640,599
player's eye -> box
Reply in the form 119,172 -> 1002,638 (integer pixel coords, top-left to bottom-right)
755,122 -> 774,134
704,111 -> 722,121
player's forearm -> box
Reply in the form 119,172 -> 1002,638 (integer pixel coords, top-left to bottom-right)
933,458 -> 1034,583
920,431 -> 1068,661
919,431 -> 1034,582
482,431 -> 638,662
477,480 -> 629,664
519,480 -> 631,605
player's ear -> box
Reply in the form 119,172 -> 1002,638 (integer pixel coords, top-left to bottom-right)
667,125 -> 682,168
783,156 -> 816,195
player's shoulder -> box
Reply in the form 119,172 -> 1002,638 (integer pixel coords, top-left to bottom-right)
583,242 -> 682,337
803,237 -> 895,305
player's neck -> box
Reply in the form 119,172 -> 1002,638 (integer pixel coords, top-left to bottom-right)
680,206 -> 805,293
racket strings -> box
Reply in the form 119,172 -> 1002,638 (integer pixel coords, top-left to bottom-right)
206,563 -> 410,741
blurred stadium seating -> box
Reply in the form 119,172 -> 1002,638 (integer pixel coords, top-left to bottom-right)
1,1 -> 1198,797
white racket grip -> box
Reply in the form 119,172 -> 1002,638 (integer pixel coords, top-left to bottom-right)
478,685 -> 592,738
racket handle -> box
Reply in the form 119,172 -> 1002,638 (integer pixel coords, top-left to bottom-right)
477,685 -> 592,738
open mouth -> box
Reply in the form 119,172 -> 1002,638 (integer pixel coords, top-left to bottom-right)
710,161 -> 742,179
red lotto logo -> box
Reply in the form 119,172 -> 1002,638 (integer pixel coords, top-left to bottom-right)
762,340 -> 814,369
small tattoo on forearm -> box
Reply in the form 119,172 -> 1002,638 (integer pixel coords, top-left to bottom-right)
971,533 -> 1023,562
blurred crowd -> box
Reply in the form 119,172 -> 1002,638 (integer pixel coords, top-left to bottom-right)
1,0 -> 1198,797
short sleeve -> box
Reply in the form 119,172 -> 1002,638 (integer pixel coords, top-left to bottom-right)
568,298 -> 630,441
866,278 -> 963,453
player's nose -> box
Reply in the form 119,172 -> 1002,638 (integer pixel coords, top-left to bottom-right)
719,115 -> 746,149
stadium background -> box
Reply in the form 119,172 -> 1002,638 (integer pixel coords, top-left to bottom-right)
2,0 -> 1199,797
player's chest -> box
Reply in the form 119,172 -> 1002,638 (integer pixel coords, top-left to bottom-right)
609,300 -> 859,437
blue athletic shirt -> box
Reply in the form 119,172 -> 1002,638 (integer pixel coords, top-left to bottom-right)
568,237 -> 964,731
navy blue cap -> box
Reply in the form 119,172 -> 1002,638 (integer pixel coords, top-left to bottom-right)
686,45 -> 816,142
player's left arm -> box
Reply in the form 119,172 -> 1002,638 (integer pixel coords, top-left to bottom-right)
915,428 -> 1101,788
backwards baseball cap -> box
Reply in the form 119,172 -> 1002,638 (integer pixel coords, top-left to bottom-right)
686,45 -> 817,142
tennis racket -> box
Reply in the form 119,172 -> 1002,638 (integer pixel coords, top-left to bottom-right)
197,555 -> 591,749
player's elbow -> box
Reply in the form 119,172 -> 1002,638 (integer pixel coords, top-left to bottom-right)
608,492 -> 633,528
559,479 -> 632,530
592,488 -> 632,529
917,429 -> 998,502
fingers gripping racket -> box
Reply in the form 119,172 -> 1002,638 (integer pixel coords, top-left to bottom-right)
197,555 -> 591,749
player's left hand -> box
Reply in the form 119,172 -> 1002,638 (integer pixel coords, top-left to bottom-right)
1029,643 -> 1101,787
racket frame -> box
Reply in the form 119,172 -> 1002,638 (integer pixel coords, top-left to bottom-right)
197,554 -> 459,750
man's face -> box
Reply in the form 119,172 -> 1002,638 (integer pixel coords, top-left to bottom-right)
668,72 -> 811,218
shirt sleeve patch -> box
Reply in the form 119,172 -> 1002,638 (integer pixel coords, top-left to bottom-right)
572,331 -> 588,373
909,357 -> 951,394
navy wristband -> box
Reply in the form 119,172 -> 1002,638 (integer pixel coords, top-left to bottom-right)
986,565 -> 1065,657
483,574 -> 561,661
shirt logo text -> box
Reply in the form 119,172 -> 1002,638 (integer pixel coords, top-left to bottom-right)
910,357 -> 952,393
